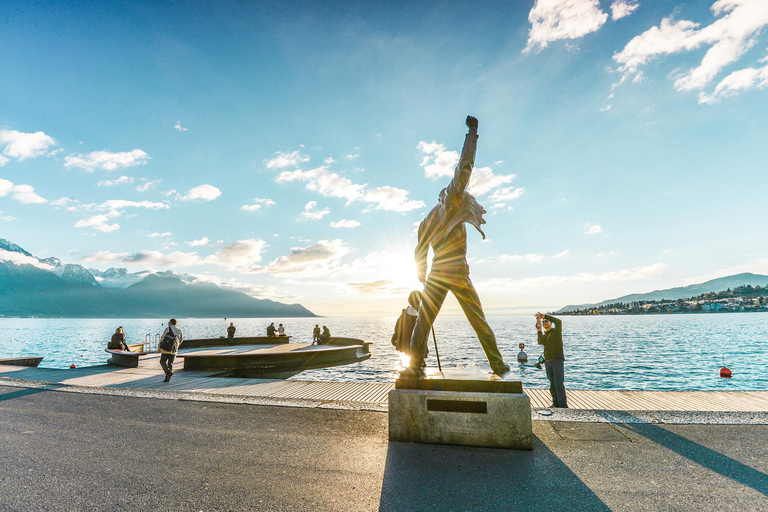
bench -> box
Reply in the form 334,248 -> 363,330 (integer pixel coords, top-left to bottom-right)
105,348 -> 147,368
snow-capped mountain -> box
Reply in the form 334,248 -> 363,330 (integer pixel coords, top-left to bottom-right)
0,238 -> 315,318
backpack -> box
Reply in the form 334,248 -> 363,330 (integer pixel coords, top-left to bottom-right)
158,328 -> 177,352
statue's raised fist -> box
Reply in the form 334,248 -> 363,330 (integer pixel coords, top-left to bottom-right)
465,115 -> 478,131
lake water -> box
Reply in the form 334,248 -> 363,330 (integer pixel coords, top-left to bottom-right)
0,314 -> 766,391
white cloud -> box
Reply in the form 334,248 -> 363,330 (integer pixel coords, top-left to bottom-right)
180,184 -> 221,201
100,199 -> 169,211
277,165 -> 424,212
468,167 -> 516,196
83,250 -> 202,268
524,0 -> 608,53
64,149 -> 150,172
324,157 -> 337,164
120,250 -> 202,268
0,178 -> 12,196
12,185 -> 47,204
265,150 -> 310,169
0,130 -> 57,161
417,142 -> 515,197
186,237 -> 211,247
611,0 -> 639,20
75,212 -> 121,233
97,175 -> 134,187
253,239 -> 352,275
174,121 -> 189,132
50,197 -> 75,207
500,253 -> 544,263
584,223 -> 604,235
417,141 -> 459,179
137,179 -> 161,192
204,239 -> 268,269
0,249 -> 53,270
80,251 -> 130,263
241,198 -> 276,212
345,154 -> 360,160
0,180 -> 47,204
301,200 -> 330,220
485,263 -> 667,288
363,186 -> 425,212
0,154 -> 8,167
148,232 -> 172,238
614,1 -> 768,102
330,219 -> 361,228
699,56 -> 768,103
553,249 -> 571,259
488,187 -> 525,202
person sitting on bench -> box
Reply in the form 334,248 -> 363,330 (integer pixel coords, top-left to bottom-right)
108,327 -> 130,352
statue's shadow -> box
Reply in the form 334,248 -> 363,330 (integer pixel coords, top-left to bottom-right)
378,435 -> 610,512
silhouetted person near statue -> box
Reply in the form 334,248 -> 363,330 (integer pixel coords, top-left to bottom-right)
391,290 -> 422,355
401,115 -> 510,379
536,313 -> 567,408
312,324 -> 321,344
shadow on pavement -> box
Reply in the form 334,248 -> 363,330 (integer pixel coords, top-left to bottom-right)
378,435 -> 610,512
0,386 -> 53,402
624,423 -> 768,497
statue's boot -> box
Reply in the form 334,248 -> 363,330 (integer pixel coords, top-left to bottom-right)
399,360 -> 426,379
492,363 -> 511,377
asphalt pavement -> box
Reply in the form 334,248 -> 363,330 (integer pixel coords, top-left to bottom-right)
1,385 -> 767,512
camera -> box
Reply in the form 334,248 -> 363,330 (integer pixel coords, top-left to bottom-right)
535,354 -> 545,370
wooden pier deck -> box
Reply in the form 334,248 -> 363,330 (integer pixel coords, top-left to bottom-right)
1,355 -> 767,412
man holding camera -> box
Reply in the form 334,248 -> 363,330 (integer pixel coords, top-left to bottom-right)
536,313 -> 567,408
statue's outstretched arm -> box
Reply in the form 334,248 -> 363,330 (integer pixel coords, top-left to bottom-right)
445,116 -> 479,202
414,218 -> 430,283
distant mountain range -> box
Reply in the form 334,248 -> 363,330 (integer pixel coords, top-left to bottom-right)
556,272 -> 768,313
0,238 -> 315,318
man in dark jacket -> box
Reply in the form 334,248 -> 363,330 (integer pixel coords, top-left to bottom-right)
536,313 -> 567,408
401,116 -> 510,379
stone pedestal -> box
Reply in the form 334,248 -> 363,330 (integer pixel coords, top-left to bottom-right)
388,371 -> 533,450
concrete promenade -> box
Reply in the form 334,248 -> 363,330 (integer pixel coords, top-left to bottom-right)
1,383 -> 767,512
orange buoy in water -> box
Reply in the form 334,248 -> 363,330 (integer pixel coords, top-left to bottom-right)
719,367 -> 732,378
69,364 -> 77,369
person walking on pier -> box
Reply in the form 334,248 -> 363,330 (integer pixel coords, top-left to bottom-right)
159,319 -> 183,383
536,313 -> 567,408
227,322 -> 236,344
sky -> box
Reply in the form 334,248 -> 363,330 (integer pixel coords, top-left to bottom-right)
1,0 -> 768,316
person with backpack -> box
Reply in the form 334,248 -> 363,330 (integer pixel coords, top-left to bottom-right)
158,319 -> 183,383
391,291 -> 422,356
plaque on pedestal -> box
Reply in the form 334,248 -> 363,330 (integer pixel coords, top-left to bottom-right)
389,369 -> 533,450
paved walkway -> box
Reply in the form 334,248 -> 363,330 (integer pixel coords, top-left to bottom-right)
1,384 -> 767,512
1,358 -> 768,414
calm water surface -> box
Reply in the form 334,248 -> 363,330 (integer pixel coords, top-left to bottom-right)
0,314 -> 766,391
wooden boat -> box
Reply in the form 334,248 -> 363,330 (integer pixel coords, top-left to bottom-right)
0,357 -> 43,367
177,337 -> 372,379
180,335 -> 291,349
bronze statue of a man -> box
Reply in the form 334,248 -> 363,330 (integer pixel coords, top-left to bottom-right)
401,115 -> 510,379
